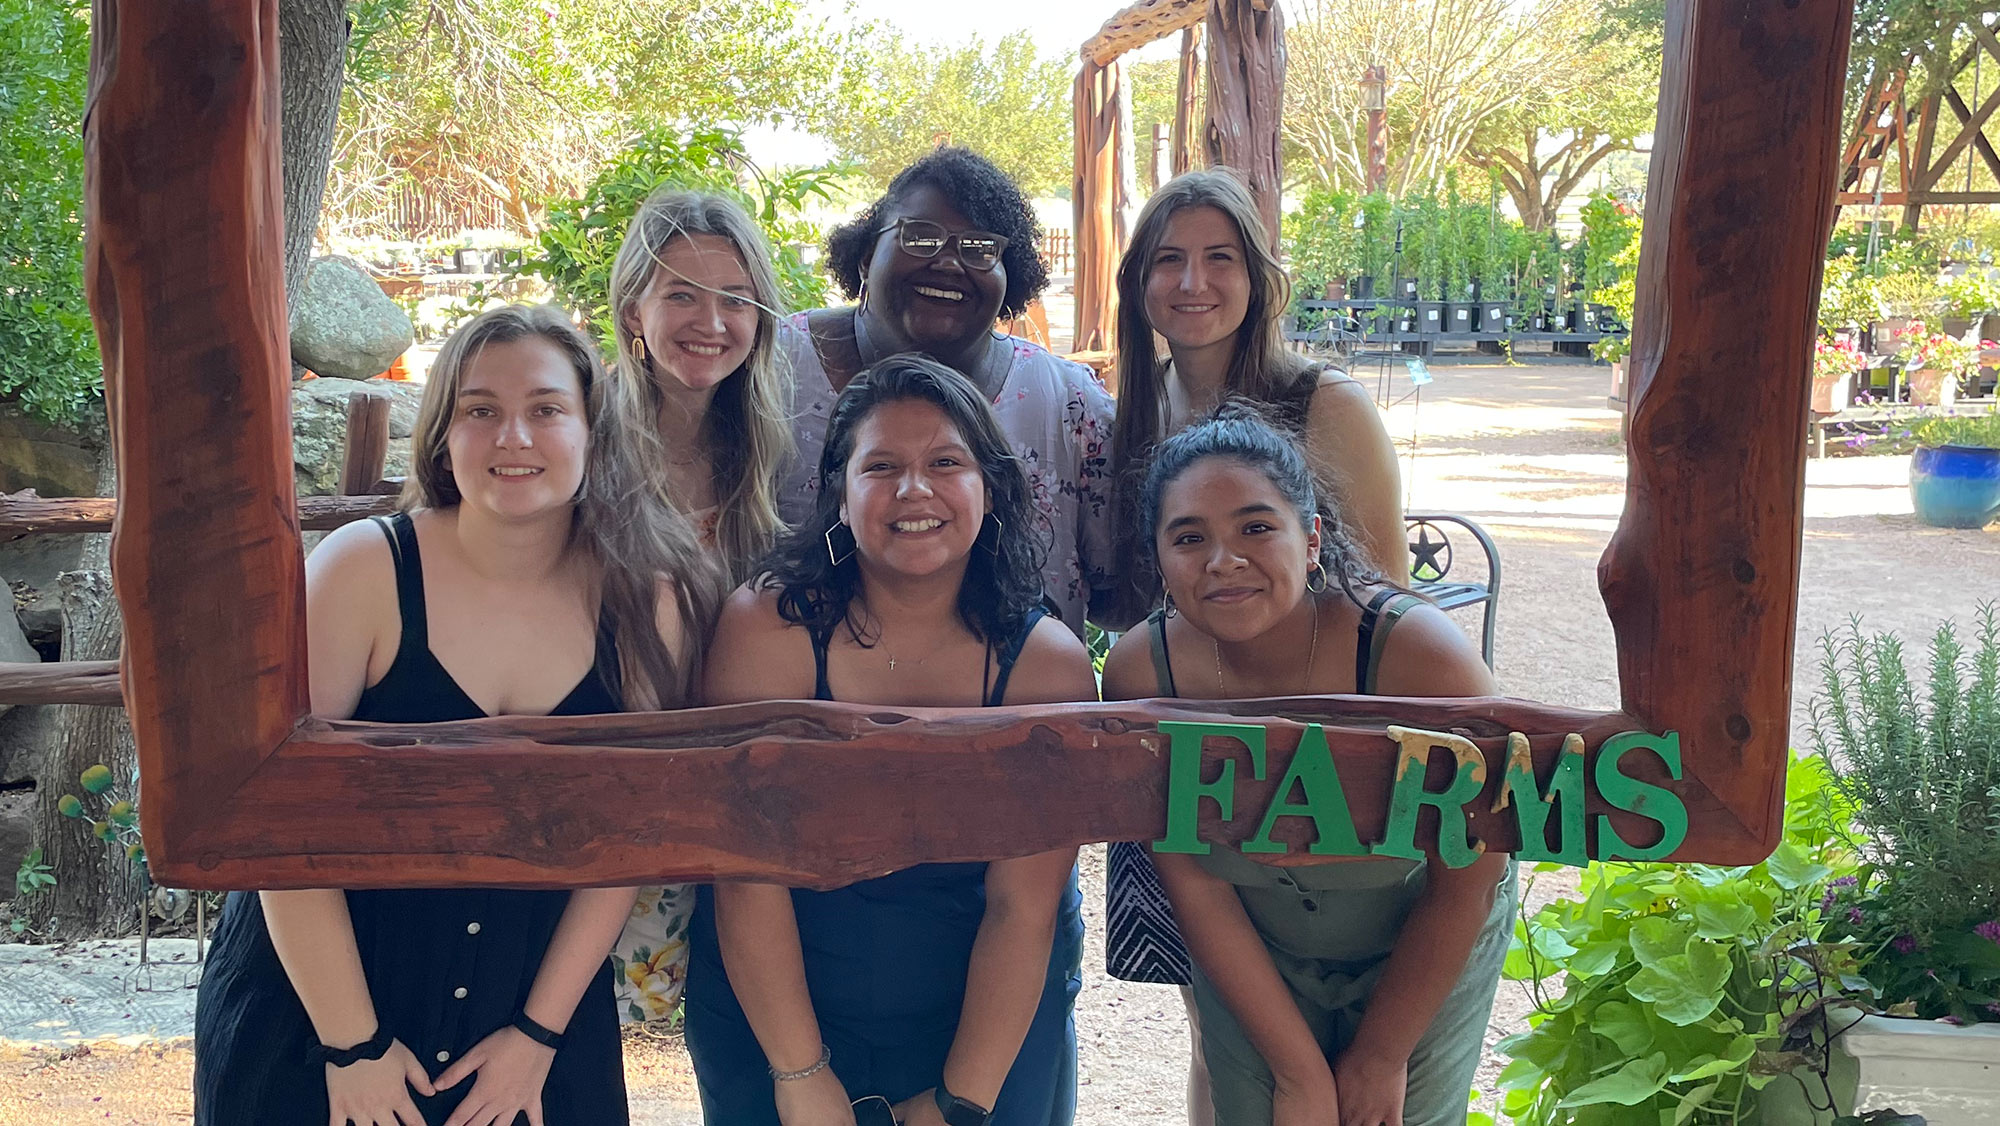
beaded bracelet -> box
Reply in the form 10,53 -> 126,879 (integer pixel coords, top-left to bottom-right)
769,1042 -> 832,1082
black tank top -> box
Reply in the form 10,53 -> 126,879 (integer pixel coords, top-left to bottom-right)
810,607 -> 1047,707
355,511 -> 620,721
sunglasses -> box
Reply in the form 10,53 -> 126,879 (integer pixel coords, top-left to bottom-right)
878,217 -> 1009,272
851,1095 -> 899,1126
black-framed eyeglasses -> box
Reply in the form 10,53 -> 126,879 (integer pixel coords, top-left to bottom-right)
851,1094 -> 900,1126
878,217 -> 1010,272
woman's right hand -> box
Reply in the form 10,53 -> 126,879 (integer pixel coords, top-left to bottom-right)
1271,1067 -> 1339,1126
772,1067 -> 858,1126
324,1038 -> 435,1126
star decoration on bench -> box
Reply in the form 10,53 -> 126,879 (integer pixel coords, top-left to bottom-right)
1409,523 -> 1451,582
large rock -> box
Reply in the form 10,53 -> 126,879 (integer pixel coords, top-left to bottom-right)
291,377 -> 424,496
0,405 -> 105,500
290,256 -> 415,381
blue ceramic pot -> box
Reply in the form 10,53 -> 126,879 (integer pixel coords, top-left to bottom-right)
1910,444 -> 2000,529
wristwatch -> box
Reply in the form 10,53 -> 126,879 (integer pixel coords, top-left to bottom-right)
933,1082 -> 992,1126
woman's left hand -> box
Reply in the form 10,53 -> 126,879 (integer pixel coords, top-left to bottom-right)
1332,1047 -> 1407,1126
435,1025 -> 558,1126
891,1090 -> 949,1126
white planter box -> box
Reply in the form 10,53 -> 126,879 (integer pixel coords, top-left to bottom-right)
1839,1011 -> 2000,1124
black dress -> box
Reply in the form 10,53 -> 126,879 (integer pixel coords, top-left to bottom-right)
193,512 -> 629,1126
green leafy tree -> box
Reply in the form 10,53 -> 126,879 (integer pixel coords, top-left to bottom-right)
0,0 -> 97,425
1462,0 -> 1659,232
512,129 -> 841,343
820,31 -> 1075,196
328,0 -> 854,235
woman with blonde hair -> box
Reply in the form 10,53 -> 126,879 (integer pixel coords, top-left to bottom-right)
1100,169 -> 1408,1125
193,304 -> 725,1126
604,187 -> 797,1023
608,186 -> 795,579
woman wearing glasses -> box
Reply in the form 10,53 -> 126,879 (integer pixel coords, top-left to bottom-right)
777,146 -> 1116,638
684,355 -> 1096,1126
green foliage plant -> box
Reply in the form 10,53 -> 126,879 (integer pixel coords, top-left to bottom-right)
1285,187 -> 1361,305
1496,754 -> 1860,1124
57,761 -> 146,869
0,0 -> 99,425
1872,270 -> 1949,321
1913,410 -> 2000,450
1359,192 -> 1396,283
506,128 -> 842,344
1818,255 -> 1888,335
1942,269 -> 2000,322
1577,192 -> 1639,306
1812,606 -> 2000,1025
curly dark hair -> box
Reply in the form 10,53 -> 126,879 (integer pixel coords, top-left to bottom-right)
823,147 -> 1050,321
1140,401 -> 1404,611
758,353 -> 1049,646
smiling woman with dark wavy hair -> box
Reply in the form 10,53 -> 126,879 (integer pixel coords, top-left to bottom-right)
774,146 -> 1118,642
682,353 -> 1097,1126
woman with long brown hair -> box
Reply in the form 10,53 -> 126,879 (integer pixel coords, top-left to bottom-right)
1100,170 -> 1408,1124
193,305 -> 725,1126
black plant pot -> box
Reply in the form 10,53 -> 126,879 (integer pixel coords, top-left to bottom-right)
1414,301 -> 1446,334
1443,303 -> 1476,334
1397,277 -> 1421,300
1529,311 -> 1550,332
1475,302 -> 1509,332
1352,275 -> 1378,299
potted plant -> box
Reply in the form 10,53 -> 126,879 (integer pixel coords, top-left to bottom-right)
1813,337 -> 1866,414
1799,610 -> 2000,1119
1906,412 -> 2000,528
1898,323 -> 1987,406
1496,753 -> 1867,1125
1940,269 -> 1999,339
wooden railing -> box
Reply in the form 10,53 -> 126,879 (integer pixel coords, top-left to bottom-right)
0,390 -> 399,707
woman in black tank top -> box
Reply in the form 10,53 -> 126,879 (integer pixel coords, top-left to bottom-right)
193,306 -> 723,1126
684,356 -> 1099,1126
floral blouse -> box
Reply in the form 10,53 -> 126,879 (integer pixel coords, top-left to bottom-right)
775,313 -> 1118,638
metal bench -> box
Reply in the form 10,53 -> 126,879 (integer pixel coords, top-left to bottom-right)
1405,512 -> 1500,669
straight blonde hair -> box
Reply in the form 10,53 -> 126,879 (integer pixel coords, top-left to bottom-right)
403,303 -> 726,709
607,188 -> 793,583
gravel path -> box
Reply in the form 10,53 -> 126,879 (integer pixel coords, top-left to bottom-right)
3,353 -> 1994,1124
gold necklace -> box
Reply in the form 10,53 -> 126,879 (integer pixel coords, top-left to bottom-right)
1215,603 -> 1321,697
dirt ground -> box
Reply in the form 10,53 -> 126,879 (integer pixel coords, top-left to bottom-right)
3,352 -> 1994,1124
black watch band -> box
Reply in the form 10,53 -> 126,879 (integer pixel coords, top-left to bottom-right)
933,1082 -> 992,1126
311,1027 -> 394,1069
511,1011 -> 566,1050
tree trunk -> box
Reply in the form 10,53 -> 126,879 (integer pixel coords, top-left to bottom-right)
279,0 -> 350,319
24,571 -> 142,940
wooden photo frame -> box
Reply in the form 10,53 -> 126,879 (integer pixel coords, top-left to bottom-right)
76,0 -> 1853,890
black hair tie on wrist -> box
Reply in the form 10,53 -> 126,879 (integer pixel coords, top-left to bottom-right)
511,1012 -> 565,1050
311,1027 -> 394,1069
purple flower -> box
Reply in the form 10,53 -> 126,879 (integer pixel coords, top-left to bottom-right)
1975,920 -> 2000,945
1832,876 -> 1859,888
1849,906 -> 1865,924
1893,934 -> 1918,955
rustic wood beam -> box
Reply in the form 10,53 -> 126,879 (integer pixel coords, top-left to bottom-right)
338,389 -> 391,497
1072,58 -> 1127,358
0,661 -> 123,707
165,696 -> 1716,890
86,0 -> 306,856
1927,74 -> 2000,186
1083,0 -> 1208,66
1203,0 -> 1285,242
1911,190 -> 2000,204
1603,0 -> 1853,856
1940,86 -> 2000,186
1,493 -> 395,540
1172,24 -> 1203,177
1905,95 -> 1940,229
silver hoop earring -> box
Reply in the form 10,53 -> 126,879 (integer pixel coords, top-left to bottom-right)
825,522 -> 855,567
1162,590 -> 1178,617
979,512 -> 1004,556
1306,560 -> 1329,595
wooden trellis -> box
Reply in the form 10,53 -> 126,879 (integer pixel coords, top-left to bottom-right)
0,0 -> 1855,890
1835,17 -> 2000,228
